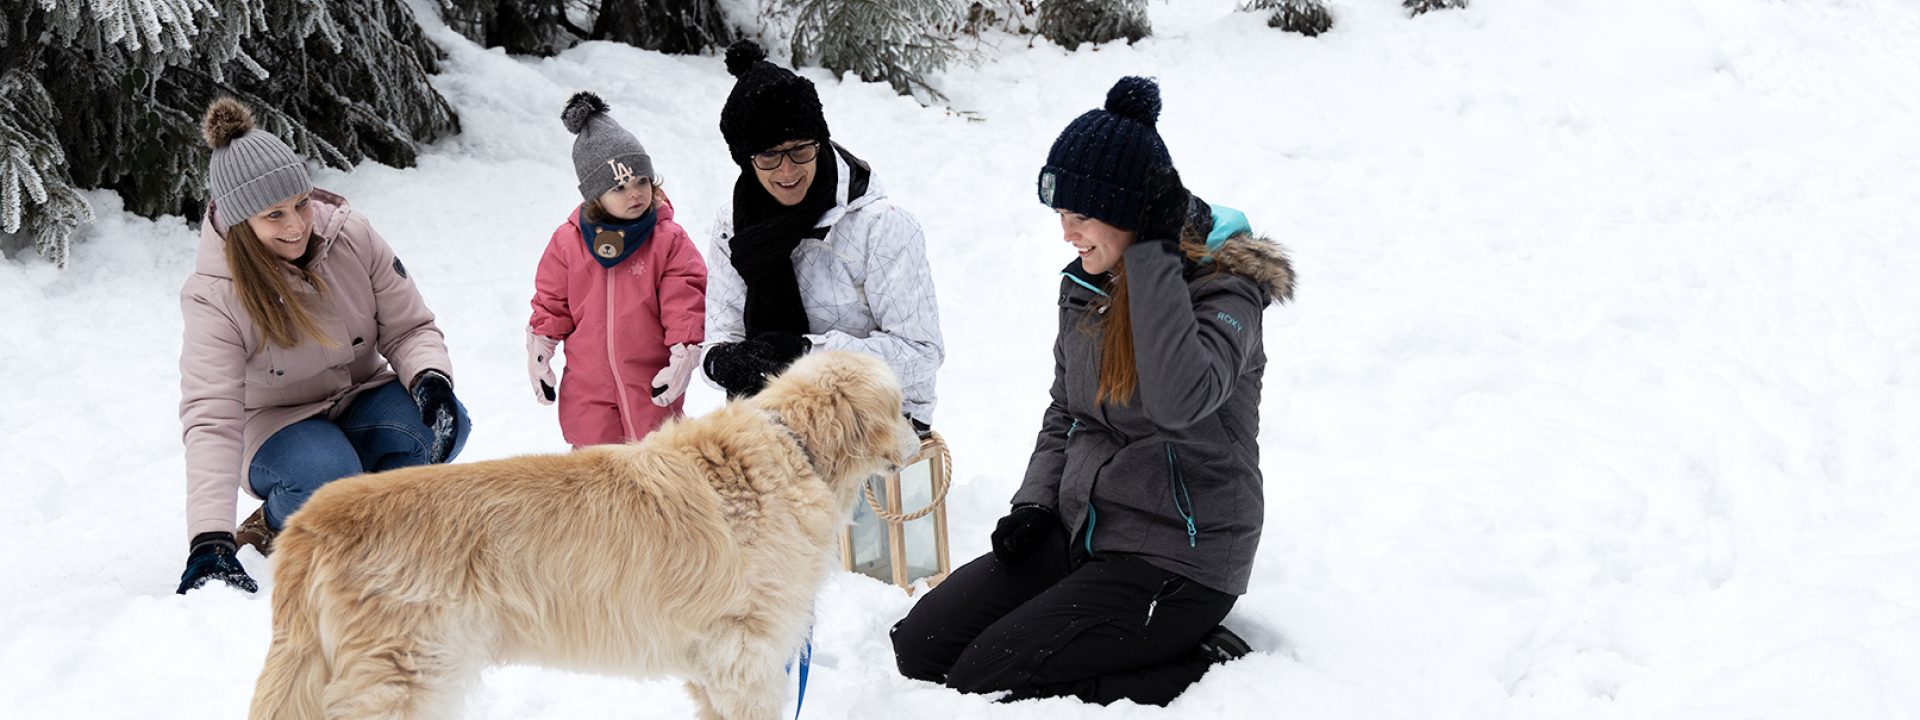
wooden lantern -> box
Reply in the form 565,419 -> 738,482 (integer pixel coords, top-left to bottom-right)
840,431 -> 952,593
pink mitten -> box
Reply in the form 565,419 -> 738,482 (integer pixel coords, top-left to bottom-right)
526,327 -> 559,406
650,343 -> 698,406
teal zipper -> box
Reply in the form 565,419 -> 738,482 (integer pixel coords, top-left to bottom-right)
1166,443 -> 1196,548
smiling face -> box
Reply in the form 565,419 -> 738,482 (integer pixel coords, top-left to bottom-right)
596,177 -> 655,221
245,193 -> 315,261
753,139 -> 820,206
1058,210 -> 1136,275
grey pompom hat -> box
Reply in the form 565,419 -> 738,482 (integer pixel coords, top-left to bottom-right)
562,92 -> 654,201
202,98 -> 313,230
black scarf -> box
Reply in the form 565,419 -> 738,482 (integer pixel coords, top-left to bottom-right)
729,142 -> 844,338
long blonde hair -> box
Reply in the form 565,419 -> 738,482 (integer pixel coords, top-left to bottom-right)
1093,239 -> 1212,406
223,220 -> 334,352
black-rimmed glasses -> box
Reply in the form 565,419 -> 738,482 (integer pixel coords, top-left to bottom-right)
752,141 -> 821,171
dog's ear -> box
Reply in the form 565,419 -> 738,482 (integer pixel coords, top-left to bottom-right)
756,352 -> 905,482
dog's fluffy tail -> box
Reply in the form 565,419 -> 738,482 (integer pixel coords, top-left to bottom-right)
248,541 -> 327,720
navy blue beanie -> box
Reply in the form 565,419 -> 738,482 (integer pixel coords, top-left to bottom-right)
1037,76 -> 1172,231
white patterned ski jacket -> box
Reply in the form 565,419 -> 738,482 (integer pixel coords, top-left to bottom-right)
701,148 -> 944,424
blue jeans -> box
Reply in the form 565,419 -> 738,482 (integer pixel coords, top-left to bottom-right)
248,380 -> 471,529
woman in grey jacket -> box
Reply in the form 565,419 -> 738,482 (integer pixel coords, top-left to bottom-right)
891,77 -> 1295,706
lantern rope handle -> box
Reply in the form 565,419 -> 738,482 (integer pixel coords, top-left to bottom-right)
865,431 -> 952,523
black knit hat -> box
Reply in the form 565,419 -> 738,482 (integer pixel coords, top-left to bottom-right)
719,40 -> 830,167
1037,76 -> 1173,231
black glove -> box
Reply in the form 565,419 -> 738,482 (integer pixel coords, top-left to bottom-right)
176,532 -> 258,594
910,417 -> 932,440
990,504 -> 1059,562
703,334 -> 813,399
1139,166 -> 1202,246
411,370 -> 459,463
754,331 -> 811,368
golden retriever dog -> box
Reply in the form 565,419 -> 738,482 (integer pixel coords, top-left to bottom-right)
249,351 -> 919,720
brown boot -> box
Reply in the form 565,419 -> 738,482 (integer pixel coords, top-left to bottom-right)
234,505 -> 278,557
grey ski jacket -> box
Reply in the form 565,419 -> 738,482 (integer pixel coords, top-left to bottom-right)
1011,220 -> 1294,595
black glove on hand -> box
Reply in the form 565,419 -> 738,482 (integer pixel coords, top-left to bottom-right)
753,331 -> 811,368
990,504 -> 1059,562
176,532 -> 257,594
411,370 -> 458,463
704,334 -> 813,399
1139,166 -> 1198,247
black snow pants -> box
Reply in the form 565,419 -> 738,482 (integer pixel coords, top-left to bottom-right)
889,522 -> 1236,706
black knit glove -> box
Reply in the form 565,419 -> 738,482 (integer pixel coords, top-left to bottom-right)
990,504 -> 1059,562
411,370 -> 459,463
1139,166 -> 1199,246
704,334 -> 813,399
754,331 -> 811,368
176,532 -> 257,594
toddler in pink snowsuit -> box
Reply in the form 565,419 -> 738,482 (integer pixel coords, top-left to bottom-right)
527,92 -> 707,446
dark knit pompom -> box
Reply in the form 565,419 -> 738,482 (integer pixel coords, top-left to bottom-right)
202,97 -> 255,150
562,92 -> 610,135
1104,76 -> 1161,126
725,40 -> 768,78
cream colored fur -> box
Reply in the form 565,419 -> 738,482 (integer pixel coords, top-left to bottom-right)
248,351 -> 919,720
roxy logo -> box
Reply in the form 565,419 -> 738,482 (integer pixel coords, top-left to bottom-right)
1215,311 -> 1243,332
608,158 -> 636,187
1039,171 -> 1057,205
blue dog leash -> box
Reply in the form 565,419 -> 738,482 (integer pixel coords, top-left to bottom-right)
788,623 -> 814,719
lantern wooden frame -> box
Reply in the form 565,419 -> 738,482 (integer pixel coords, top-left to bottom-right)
839,431 -> 952,593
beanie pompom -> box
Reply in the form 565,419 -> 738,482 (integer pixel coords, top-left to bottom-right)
562,91 -> 610,135
202,97 -> 255,150
1104,76 -> 1161,126
725,40 -> 767,78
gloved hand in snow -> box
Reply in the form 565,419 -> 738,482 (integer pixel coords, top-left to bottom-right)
650,343 -> 699,406
1139,166 -> 1210,248
176,532 -> 257,594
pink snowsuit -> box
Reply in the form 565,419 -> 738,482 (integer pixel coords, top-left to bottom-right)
529,190 -> 707,446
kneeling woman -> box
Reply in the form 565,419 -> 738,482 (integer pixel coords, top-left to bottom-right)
890,77 -> 1294,706
175,98 -> 469,594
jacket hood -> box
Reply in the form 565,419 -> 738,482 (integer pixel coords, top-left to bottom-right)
1201,231 -> 1295,304
818,143 -> 886,227
194,188 -> 352,279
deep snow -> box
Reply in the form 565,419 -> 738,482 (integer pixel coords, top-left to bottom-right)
4,0 -> 1920,717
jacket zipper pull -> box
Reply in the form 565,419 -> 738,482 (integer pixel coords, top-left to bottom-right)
1145,599 -> 1158,627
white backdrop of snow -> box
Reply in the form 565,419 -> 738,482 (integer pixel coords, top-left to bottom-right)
3,0 -> 1919,717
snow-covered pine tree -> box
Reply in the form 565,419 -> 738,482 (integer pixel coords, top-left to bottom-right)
436,0 -> 731,56
1241,0 -> 1331,37
784,0 -> 963,100
962,0 -> 1037,36
593,0 -> 730,54
436,0 -> 578,56
0,0 -> 458,268
0,70 -> 93,269
1405,0 -> 1467,16
1036,0 -> 1148,50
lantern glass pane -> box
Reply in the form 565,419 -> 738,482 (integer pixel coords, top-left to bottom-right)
899,459 -> 941,583
848,478 -> 893,583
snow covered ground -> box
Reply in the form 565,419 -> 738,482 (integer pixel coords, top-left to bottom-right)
5,0 -> 1920,717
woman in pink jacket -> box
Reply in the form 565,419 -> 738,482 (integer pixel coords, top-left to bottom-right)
526,92 -> 707,447
176,99 -> 469,594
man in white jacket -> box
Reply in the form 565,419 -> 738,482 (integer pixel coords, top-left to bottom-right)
702,40 -> 944,433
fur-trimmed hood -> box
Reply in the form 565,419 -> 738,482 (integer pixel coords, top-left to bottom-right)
1200,231 -> 1295,305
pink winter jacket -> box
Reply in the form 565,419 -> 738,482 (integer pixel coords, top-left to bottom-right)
529,190 -> 706,446
179,190 -> 451,540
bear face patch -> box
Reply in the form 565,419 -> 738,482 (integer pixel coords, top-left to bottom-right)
594,228 -> 626,259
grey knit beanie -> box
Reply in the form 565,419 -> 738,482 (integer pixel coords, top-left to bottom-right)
202,98 -> 312,230
562,92 -> 654,201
